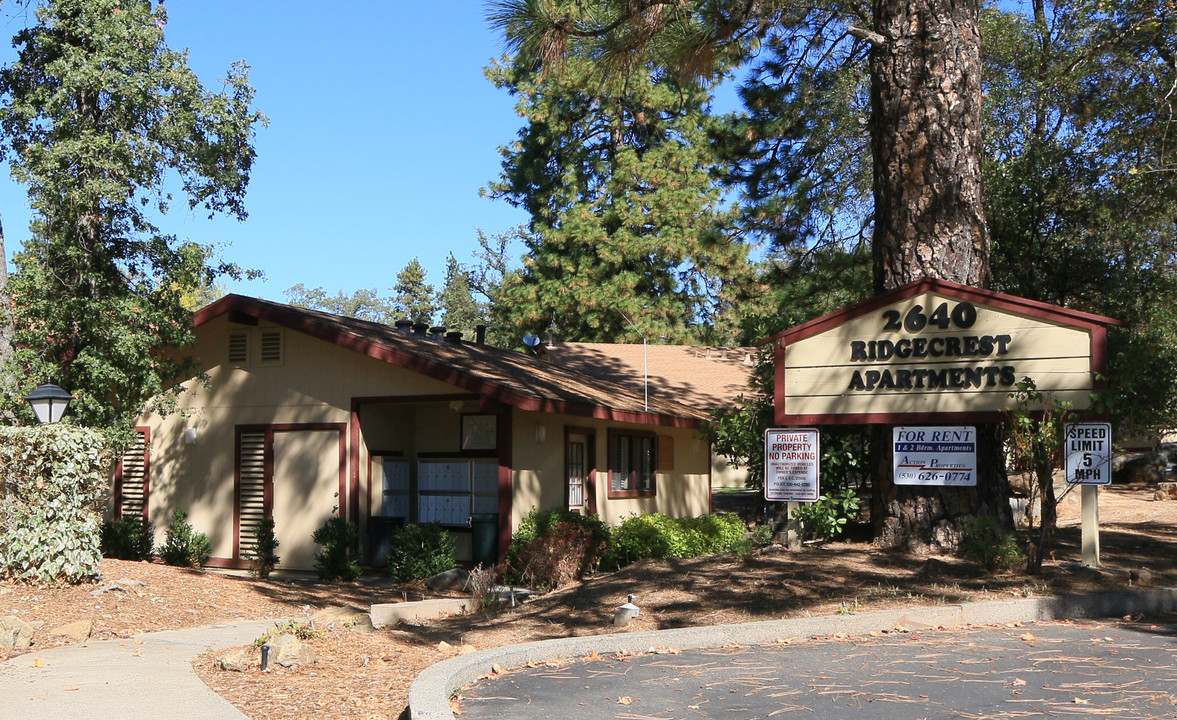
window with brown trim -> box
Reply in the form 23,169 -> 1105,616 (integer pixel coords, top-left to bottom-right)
608,430 -> 656,498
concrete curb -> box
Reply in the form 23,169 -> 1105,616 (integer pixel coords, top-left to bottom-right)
408,587 -> 1177,720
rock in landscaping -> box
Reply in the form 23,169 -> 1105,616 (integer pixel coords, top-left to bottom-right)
1113,453 -> 1168,484
1130,567 -> 1154,585
309,605 -> 374,632
49,619 -> 93,643
917,558 -> 955,578
1154,483 -> 1177,501
425,567 -> 470,592
0,616 -> 34,650
217,647 -> 254,672
267,633 -> 317,668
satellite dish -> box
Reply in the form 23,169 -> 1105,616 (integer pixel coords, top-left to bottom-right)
522,334 -> 540,348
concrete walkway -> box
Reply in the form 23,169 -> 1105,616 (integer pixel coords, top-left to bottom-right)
0,618 -> 283,720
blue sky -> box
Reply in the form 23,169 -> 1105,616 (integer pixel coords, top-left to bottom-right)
0,2 -> 532,300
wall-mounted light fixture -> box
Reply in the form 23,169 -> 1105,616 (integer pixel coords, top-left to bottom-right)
534,423 -> 546,444
184,427 -> 199,445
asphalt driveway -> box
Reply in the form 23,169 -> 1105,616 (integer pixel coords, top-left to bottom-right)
457,614 -> 1177,719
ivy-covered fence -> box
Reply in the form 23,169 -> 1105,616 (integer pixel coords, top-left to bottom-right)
0,425 -> 110,584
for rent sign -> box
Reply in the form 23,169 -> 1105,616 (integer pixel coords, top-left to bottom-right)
764,428 -> 820,502
893,426 -> 977,486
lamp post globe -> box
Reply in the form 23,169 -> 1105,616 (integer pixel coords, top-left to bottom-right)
23,383 -> 73,425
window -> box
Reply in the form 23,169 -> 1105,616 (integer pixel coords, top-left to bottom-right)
417,459 -> 498,525
609,430 -> 656,498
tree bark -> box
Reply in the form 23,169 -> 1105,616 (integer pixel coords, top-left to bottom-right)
870,0 -> 990,294
867,0 -> 1010,550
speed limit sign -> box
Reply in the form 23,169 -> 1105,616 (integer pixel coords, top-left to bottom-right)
1064,423 -> 1112,485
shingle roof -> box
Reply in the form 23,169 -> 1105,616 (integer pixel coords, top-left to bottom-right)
545,342 -> 758,412
195,295 -> 708,428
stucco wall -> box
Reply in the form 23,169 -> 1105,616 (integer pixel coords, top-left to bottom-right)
510,409 -> 712,530
137,315 -> 466,568
133,315 -> 712,571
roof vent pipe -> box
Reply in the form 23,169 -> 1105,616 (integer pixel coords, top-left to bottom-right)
428,326 -> 446,336
445,331 -> 463,343
475,325 -> 487,345
411,322 -> 428,335
394,319 -> 413,334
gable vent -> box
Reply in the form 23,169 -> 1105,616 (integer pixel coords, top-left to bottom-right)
259,330 -> 283,364
228,332 -> 249,364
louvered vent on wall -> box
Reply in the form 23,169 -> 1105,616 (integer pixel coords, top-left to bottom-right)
237,431 -> 267,552
259,330 -> 283,364
118,430 -> 148,519
228,332 -> 249,364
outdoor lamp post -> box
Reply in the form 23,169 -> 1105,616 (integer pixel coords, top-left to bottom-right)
23,383 -> 73,424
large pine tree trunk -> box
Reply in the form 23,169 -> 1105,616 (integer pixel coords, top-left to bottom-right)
867,0 -> 1011,550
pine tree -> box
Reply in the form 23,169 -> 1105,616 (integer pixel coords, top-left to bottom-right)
438,255 -> 486,339
485,49 -> 750,344
391,258 -> 438,325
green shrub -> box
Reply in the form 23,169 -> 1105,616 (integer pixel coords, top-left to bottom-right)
693,513 -> 748,553
244,518 -> 280,579
311,517 -> 361,582
160,509 -> 212,568
600,512 -> 748,571
386,522 -> 456,583
601,514 -> 671,570
791,489 -> 861,541
959,516 -> 1025,573
100,516 -> 155,561
504,508 -> 608,588
0,425 -> 110,584
750,523 -> 775,546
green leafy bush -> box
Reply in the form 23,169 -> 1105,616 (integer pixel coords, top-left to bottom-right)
244,518 -> 280,579
386,522 -> 456,583
160,509 -> 213,568
791,489 -> 861,541
750,523 -> 775,546
0,425 -> 110,584
600,512 -> 747,571
100,516 -> 155,561
312,517 -> 361,582
504,508 -> 608,588
959,516 -> 1025,573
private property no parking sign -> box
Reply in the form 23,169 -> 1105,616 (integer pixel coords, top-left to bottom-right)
764,428 -> 820,502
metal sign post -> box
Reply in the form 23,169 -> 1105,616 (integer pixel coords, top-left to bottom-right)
1064,422 -> 1112,567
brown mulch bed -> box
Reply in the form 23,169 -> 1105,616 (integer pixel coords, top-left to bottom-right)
2,483 -> 1176,720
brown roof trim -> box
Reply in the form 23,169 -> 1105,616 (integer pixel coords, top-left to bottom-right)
758,278 -> 1127,347
196,295 -> 702,429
